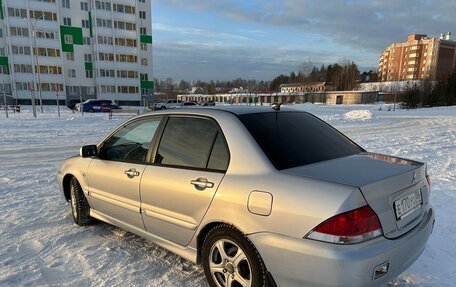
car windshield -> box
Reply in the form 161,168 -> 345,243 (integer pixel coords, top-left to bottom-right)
238,112 -> 364,170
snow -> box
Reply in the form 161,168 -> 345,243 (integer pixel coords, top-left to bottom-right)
343,109 -> 373,121
1,105 -> 455,286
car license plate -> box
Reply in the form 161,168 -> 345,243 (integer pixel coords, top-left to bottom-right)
394,190 -> 423,220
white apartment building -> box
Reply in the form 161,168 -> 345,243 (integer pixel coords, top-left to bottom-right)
0,0 -> 153,105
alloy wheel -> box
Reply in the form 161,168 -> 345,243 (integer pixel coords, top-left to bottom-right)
209,239 -> 252,287
70,184 -> 77,219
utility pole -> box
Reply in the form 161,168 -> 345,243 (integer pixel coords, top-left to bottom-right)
25,16 -> 45,113
2,79 -> 8,118
79,87 -> 83,116
33,29 -> 43,113
56,92 -> 60,118
30,82 -> 37,118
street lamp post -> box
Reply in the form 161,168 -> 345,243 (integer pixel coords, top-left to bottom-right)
25,15 -> 45,113
2,79 -> 8,118
56,92 -> 60,118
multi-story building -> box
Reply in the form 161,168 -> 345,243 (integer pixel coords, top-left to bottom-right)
0,0 -> 153,105
379,33 -> 456,82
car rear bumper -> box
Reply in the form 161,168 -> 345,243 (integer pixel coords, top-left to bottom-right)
248,204 -> 434,287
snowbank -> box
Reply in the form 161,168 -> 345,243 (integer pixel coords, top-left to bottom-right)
343,109 -> 373,121
0,105 -> 455,286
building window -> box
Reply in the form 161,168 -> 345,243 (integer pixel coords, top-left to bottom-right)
63,17 -> 72,26
29,10 -> 57,21
141,43 -> 147,51
95,1 -> 111,11
62,0 -> 70,8
66,52 -> 74,61
68,69 -> 76,77
85,70 -> 93,78
64,35 -> 73,44
83,37 -> 91,45
141,58 -> 148,66
11,27 -> 30,37
84,54 -> 92,62
140,27 -> 147,34
82,19 -> 90,28
8,8 -> 27,18
139,11 -> 146,19
96,18 -> 112,28
80,2 -> 89,11
139,0 -> 145,3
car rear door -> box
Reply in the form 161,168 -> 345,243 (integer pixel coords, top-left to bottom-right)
87,116 -> 163,229
140,115 -> 230,246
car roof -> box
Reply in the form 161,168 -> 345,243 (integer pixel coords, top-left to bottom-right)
145,105 -> 307,116
183,105 -> 286,115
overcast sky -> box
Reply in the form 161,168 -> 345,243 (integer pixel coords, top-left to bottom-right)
152,0 -> 455,81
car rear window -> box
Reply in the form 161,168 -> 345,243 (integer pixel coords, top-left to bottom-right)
238,112 -> 363,170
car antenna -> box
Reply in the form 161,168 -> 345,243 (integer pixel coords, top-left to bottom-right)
272,95 -> 291,111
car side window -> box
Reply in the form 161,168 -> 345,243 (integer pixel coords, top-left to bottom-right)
155,117 -> 228,170
99,117 -> 162,163
207,132 -> 229,171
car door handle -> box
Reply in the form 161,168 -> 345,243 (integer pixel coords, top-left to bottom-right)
190,177 -> 214,190
124,168 -> 140,178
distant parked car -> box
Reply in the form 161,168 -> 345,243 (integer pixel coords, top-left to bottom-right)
77,100 -> 121,113
58,106 -> 434,287
153,99 -> 183,110
67,100 -> 81,111
201,100 -> 216,106
182,101 -> 198,106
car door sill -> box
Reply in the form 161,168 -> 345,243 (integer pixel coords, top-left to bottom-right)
89,209 -> 198,263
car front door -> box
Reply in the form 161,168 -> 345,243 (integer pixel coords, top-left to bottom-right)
87,116 -> 162,229
140,116 -> 230,246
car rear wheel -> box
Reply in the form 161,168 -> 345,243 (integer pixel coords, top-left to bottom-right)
87,108 -> 94,113
160,106 -> 166,110
70,177 -> 92,226
202,225 -> 268,287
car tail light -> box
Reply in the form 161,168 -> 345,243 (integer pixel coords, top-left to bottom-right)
306,205 -> 383,244
425,165 -> 431,190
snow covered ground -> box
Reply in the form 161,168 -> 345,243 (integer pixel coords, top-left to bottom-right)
0,104 -> 455,286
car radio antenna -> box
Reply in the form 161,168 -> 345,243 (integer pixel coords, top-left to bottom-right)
272,95 -> 291,111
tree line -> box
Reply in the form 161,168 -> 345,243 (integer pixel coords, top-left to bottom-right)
154,59 -> 375,95
269,60 -> 378,92
153,78 -> 271,95
403,68 -> 456,108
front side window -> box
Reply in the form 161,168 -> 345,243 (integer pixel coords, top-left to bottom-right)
155,117 -> 229,171
100,118 -> 162,163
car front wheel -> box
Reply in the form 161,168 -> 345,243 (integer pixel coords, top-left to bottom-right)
69,177 -> 92,226
202,225 -> 268,287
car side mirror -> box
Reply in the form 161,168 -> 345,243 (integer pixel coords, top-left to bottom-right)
80,145 -> 98,158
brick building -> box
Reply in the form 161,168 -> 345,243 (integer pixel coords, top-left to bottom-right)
379,33 -> 456,82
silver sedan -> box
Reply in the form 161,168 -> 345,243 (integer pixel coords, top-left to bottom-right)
57,106 -> 434,287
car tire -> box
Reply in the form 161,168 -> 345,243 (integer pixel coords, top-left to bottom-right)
70,177 -> 92,226
87,108 -> 94,113
202,224 -> 268,287
160,106 -> 166,110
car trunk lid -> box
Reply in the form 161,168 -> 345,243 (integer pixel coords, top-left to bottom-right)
283,153 -> 430,239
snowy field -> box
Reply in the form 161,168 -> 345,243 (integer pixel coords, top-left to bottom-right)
0,104 -> 455,286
